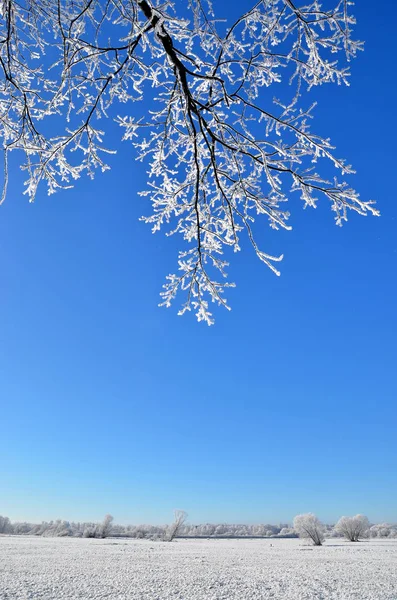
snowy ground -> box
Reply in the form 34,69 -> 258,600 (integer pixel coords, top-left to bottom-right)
0,536 -> 397,599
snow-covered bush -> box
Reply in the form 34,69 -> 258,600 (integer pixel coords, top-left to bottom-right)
293,513 -> 325,546
98,514 -> 114,539
335,515 -> 370,542
278,527 -> 297,538
0,516 -> 12,534
83,527 -> 97,539
369,523 -> 397,538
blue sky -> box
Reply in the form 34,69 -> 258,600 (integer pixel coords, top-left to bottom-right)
0,0 -> 396,526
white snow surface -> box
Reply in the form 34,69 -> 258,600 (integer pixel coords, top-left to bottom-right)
1,536 -> 396,599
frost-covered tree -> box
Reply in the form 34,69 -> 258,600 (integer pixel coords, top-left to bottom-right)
293,513 -> 325,546
98,514 -> 114,538
0,515 -> 12,534
164,509 -> 187,541
278,526 -> 296,537
83,525 -> 97,538
335,514 -> 370,542
0,1 -> 378,323
369,523 -> 397,539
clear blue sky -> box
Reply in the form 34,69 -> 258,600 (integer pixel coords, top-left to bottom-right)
0,0 -> 396,527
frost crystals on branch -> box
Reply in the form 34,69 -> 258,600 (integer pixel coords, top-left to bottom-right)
0,0 -> 379,323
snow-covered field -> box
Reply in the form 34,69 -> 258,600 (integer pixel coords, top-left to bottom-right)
1,536 -> 396,599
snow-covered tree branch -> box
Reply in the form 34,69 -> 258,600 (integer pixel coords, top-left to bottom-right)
0,0 -> 378,323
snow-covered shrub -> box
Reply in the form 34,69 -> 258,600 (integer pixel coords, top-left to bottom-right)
98,514 -> 114,539
0,516 -> 12,534
335,515 -> 370,542
293,513 -> 325,546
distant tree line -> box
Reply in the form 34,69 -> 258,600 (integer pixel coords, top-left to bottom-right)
0,513 -> 396,542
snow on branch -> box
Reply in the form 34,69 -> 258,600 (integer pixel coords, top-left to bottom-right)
0,0 -> 378,323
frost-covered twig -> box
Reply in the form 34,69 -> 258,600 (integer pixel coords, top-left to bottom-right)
0,0 -> 378,323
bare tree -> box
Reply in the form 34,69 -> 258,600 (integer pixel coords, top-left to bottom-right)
335,514 -> 369,542
164,509 -> 187,542
293,513 -> 325,546
0,1 -> 378,323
